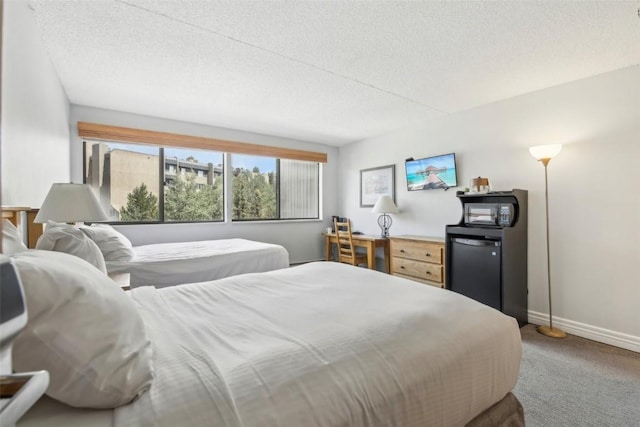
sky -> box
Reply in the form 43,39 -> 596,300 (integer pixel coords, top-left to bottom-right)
103,142 -> 276,173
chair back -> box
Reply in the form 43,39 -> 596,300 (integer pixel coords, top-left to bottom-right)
333,218 -> 365,266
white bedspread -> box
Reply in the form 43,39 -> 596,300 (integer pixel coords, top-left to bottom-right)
106,238 -> 289,288
114,262 -> 521,426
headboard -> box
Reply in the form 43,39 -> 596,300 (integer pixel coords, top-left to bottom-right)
1,207 -> 43,249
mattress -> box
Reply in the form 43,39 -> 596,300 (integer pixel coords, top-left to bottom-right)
106,238 -> 290,288
20,262 -> 522,426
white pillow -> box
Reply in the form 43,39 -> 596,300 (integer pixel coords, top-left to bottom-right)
2,219 -> 28,255
11,250 -> 154,408
80,224 -> 135,262
35,221 -> 107,273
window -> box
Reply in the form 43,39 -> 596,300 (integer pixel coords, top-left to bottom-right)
84,141 -> 223,222
163,147 -> 223,222
79,122 -> 325,224
231,155 -> 319,220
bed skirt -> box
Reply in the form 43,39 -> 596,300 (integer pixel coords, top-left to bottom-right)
466,392 -> 524,427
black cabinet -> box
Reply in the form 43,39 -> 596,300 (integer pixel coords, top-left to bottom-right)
446,190 -> 528,326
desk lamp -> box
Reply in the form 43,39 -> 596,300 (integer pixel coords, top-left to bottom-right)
371,195 -> 398,237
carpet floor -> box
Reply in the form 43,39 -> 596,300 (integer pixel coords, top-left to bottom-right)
513,324 -> 640,426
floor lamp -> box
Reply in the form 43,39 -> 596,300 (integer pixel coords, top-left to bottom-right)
529,144 -> 566,338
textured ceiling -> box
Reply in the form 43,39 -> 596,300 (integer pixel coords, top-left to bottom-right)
30,0 -> 640,145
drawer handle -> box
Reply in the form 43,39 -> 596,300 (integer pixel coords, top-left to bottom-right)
426,271 -> 432,275
425,253 -> 431,257
400,249 -> 406,253
400,265 -> 405,269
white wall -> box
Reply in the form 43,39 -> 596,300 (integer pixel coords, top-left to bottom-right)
1,0 -> 70,207
338,66 -> 640,351
70,105 -> 339,264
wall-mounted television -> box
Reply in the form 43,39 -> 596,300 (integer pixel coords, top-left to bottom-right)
405,153 -> 458,191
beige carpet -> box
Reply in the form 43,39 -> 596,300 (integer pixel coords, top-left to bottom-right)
513,324 -> 640,426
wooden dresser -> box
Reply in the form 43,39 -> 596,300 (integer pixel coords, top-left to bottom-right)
389,236 -> 445,288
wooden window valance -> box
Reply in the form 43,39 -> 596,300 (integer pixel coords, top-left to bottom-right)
77,122 -> 327,163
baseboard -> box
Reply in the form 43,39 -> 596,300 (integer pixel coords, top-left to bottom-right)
528,310 -> 640,353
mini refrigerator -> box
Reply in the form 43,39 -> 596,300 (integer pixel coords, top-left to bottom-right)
448,238 -> 502,311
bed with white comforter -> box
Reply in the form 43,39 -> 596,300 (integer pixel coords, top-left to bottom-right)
107,238 -> 289,288
19,261 -> 522,427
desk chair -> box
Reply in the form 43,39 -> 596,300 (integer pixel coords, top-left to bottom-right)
333,219 -> 368,267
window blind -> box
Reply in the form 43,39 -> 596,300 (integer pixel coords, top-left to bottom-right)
77,122 -> 327,163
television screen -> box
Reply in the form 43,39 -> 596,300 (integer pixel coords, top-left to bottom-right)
405,153 -> 458,191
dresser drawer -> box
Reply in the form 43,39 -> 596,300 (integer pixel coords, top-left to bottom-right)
391,241 -> 443,264
393,272 -> 443,287
391,257 -> 443,283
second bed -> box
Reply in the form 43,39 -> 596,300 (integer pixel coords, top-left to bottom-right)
106,238 -> 290,288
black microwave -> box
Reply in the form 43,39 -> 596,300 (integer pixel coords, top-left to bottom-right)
464,203 -> 516,228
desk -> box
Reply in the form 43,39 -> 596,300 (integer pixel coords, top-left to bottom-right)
323,233 -> 390,272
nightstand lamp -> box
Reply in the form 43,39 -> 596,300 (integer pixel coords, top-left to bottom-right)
371,195 -> 398,237
34,183 -> 108,224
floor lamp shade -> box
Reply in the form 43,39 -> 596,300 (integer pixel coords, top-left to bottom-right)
34,183 -> 108,223
529,144 -> 566,338
529,144 -> 562,161
371,195 -> 398,237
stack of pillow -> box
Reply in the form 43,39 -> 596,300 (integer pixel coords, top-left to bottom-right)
34,221 -> 108,273
2,220 -> 154,409
32,221 -> 135,272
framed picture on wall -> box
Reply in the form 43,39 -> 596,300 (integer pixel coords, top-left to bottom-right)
360,164 -> 395,208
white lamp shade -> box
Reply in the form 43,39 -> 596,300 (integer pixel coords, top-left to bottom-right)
529,144 -> 562,160
371,195 -> 399,214
34,183 -> 108,223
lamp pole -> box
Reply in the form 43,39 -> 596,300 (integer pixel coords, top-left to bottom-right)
537,157 -> 566,338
